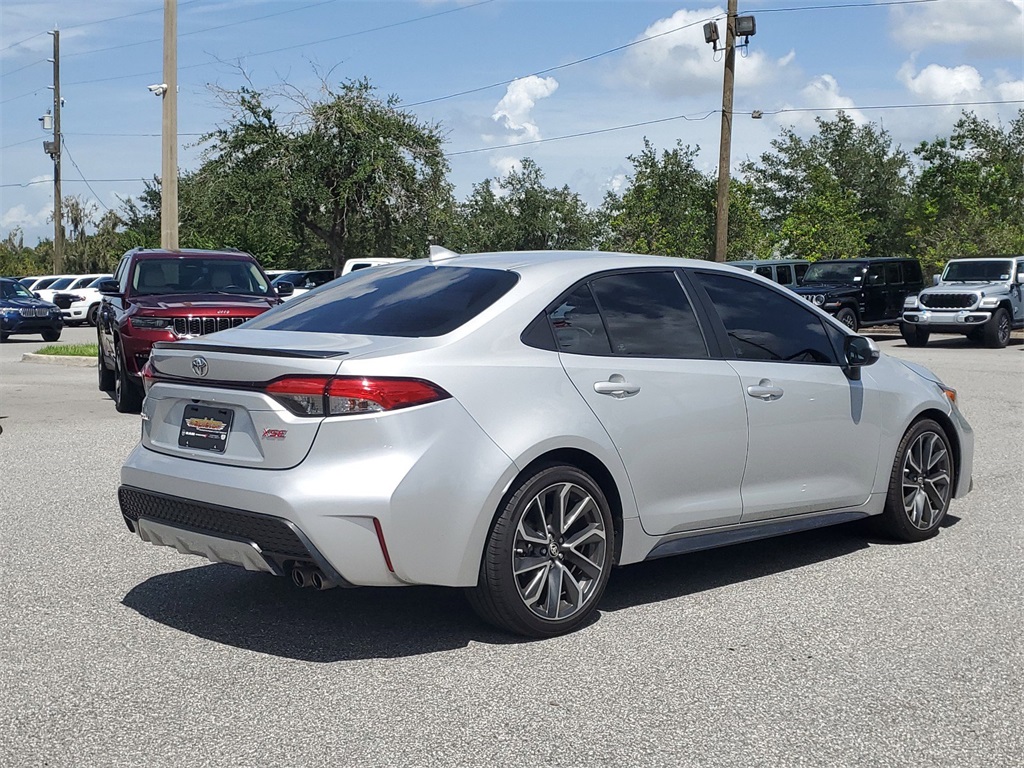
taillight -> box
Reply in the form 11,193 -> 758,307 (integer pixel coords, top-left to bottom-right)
265,376 -> 450,417
141,360 -> 156,394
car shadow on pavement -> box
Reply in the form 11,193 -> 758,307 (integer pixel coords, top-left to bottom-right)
120,519 -> 906,660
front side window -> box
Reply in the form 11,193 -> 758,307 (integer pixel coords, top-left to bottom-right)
246,264 -> 518,337
696,272 -> 838,364
2,281 -> 34,299
867,264 -> 886,286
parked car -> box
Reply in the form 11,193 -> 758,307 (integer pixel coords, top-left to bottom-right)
54,274 -> 113,325
22,275 -> 71,296
96,248 -> 289,414
791,257 -> 925,331
341,257 -> 409,274
901,256 -> 1024,348
117,249 -> 973,637
33,275 -> 82,304
0,277 -> 64,342
728,259 -> 809,288
270,269 -> 336,300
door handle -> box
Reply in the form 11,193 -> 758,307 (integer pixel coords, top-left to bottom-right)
594,375 -> 640,398
746,379 -> 784,401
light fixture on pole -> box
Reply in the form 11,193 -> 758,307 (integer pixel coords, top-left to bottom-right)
704,3 -> 757,262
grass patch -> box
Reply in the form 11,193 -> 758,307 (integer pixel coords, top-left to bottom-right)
36,343 -> 97,357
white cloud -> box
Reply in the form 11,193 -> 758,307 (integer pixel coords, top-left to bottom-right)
491,76 -> 558,144
617,7 -> 795,98
891,0 -> 1023,56
898,61 -> 1023,105
776,75 -> 866,132
1,202 -> 52,229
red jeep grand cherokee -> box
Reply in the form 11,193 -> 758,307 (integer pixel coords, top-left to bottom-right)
96,248 -> 291,413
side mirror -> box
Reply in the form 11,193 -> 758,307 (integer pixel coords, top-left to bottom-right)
96,279 -> 120,295
933,275 -> 941,286
1016,273 -> 1024,285
843,335 -> 879,381
274,280 -> 294,297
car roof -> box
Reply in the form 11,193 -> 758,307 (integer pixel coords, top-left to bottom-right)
728,259 -> 808,267
131,248 -> 257,260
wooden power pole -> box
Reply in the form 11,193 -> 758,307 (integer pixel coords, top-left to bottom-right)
713,0 -> 738,263
161,0 -> 179,250
49,29 -> 64,273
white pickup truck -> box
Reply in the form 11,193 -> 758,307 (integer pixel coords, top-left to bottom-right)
901,256 -> 1024,348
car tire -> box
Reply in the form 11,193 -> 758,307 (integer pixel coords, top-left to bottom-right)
899,322 -> 929,347
87,303 -> 101,326
467,464 -> 614,638
983,308 -> 1011,349
41,330 -> 61,342
113,341 -> 143,413
877,419 -> 953,542
836,307 -> 859,332
97,340 -> 115,392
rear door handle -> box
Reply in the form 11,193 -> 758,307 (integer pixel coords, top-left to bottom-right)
746,379 -> 784,401
594,375 -> 641,398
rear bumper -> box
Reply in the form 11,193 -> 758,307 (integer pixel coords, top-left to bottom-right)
119,400 -> 519,588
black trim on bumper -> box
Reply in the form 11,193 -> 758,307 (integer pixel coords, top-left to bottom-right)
118,485 -> 352,586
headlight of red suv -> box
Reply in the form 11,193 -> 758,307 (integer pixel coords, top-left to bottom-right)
130,317 -> 173,330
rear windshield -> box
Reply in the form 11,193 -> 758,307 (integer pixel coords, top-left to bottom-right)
131,257 -> 271,296
244,264 -> 519,337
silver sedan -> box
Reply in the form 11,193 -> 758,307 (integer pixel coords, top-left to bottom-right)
118,250 -> 973,637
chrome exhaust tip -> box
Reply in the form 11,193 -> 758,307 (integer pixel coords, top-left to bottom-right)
291,566 -> 314,588
311,570 -> 337,591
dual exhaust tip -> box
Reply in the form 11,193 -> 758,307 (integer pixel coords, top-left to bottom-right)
291,565 -> 336,591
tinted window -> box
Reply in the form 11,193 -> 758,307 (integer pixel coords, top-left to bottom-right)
904,260 -> 923,284
794,263 -> 809,282
548,285 -> 612,355
589,271 -> 707,358
246,264 -> 518,337
754,266 -> 772,279
697,272 -> 838,364
2,280 -> 34,299
867,263 -> 885,285
776,265 -> 793,285
802,262 -> 865,283
885,263 -> 902,284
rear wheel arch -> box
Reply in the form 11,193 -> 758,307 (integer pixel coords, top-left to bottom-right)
504,448 -> 624,566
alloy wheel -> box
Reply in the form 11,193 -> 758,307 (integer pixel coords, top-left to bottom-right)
511,481 -> 607,621
900,430 -> 952,530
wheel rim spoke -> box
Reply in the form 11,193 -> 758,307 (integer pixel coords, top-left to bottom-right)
512,479 -> 607,623
901,430 -> 952,530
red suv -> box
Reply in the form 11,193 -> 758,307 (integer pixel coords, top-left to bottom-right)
96,248 -> 291,412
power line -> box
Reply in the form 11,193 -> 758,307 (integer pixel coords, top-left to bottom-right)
1,58 -> 48,78
62,0 -> 345,62
0,178 -> 147,189
758,0 -> 938,14
1,137 -> 42,150
446,98 -> 1024,157
60,137 -> 111,211
65,0 -> 497,88
0,31 -> 47,54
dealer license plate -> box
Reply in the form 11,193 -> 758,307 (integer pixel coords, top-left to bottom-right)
178,404 -> 234,453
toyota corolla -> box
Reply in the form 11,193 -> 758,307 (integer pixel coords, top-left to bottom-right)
118,249 -> 973,637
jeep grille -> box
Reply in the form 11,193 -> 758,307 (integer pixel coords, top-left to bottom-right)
920,293 -> 976,310
173,316 -> 248,337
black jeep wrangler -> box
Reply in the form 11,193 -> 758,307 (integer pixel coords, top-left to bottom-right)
791,258 -> 925,332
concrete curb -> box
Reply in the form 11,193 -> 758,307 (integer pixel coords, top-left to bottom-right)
21,352 -> 96,368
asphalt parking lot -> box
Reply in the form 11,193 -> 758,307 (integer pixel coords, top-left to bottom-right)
1,326 -> 1022,767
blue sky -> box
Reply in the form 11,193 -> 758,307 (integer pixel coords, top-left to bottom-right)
1,0 -> 1022,245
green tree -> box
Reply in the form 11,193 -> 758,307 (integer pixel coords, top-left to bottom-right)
599,139 -> 715,258
910,110 -> 1024,272
449,158 -> 598,252
202,79 -> 451,273
743,112 -> 914,259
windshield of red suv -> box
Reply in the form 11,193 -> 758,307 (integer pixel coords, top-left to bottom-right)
941,260 -> 1013,282
801,262 -> 866,283
131,257 -> 272,297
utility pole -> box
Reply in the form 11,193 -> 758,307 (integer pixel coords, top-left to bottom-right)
713,0 -> 738,263
161,0 -> 179,250
48,29 -> 64,273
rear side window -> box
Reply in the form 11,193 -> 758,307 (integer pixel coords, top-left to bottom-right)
245,264 -> 518,337
696,272 -> 838,364
776,265 -> 793,285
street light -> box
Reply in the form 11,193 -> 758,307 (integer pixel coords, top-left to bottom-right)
704,2 -> 757,262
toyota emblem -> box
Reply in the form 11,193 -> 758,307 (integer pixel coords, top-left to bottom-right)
191,356 -> 209,377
